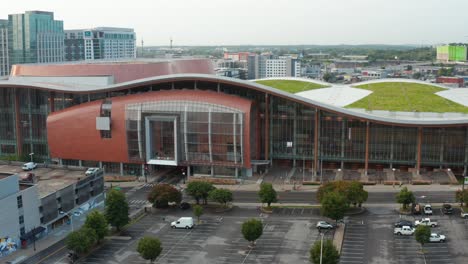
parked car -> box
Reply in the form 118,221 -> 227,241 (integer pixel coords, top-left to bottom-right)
424,204 -> 433,215
461,211 -> 468,219
171,217 -> 194,229
442,204 -> 453,215
415,218 -> 438,227
85,167 -> 100,176
394,220 -> 414,228
180,202 -> 191,210
22,162 -> 37,171
429,233 -> 446,243
316,221 -> 336,230
394,226 -> 415,236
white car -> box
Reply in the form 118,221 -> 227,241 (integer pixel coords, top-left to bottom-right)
423,204 -> 433,215
22,162 -> 37,171
429,233 -> 446,242
171,217 -> 194,229
461,211 -> 468,219
85,167 -> 100,176
316,221 -> 336,230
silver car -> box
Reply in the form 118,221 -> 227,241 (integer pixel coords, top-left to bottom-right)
316,221 -> 335,229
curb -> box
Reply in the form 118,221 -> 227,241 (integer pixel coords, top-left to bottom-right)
344,207 -> 367,216
333,223 -> 345,254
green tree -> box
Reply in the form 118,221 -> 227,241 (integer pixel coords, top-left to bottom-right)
347,181 -> 368,207
321,192 -> 348,224
258,183 -> 278,208
396,187 -> 415,210
84,210 -> 108,243
415,225 -> 431,246
66,227 -> 97,255
322,72 -> 333,82
137,237 -> 162,263
455,189 -> 468,207
241,218 -> 263,247
186,181 -> 216,205
208,188 -> 233,207
105,189 -> 129,231
147,183 -> 182,208
309,239 -> 340,264
193,204 -> 204,224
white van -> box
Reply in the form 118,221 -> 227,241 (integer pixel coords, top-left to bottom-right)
171,217 -> 194,229
22,162 -> 37,171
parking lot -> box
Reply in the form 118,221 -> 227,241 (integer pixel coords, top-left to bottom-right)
339,206 -> 468,264
74,208 -> 332,264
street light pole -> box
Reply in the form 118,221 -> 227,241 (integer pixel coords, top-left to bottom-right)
320,232 -> 324,264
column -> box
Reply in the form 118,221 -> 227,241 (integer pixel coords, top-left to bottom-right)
314,110 -> 319,177
416,127 -> 422,175
292,105 -> 297,167
208,108 -> 213,163
14,89 -> 23,157
264,94 -> 269,161
49,92 -> 55,113
364,121 -> 370,175
233,113 -> 237,164
439,128 -> 444,168
390,126 -> 394,169
120,163 -> 124,176
340,119 -> 345,169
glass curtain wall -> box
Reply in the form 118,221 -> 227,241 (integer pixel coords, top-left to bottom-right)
126,101 -> 244,170
0,88 -> 16,156
270,96 -> 315,160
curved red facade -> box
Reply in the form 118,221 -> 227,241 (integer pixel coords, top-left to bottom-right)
11,59 -> 214,83
47,90 -> 252,168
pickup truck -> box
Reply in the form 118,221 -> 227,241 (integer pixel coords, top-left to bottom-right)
415,218 -> 438,227
394,226 -> 415,235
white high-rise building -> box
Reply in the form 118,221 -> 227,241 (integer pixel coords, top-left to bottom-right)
65,27 -> 136,61
248,54 -> 301,79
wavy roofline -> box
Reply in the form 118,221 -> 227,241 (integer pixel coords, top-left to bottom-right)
0,74 -> 467,126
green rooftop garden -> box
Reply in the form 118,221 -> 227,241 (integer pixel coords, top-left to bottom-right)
255,79 -> 328,93
346,82 -> 468,113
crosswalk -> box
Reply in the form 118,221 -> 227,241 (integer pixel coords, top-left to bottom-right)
129,199 -> 150,205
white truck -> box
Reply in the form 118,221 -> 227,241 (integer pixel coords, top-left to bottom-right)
414,218 -> 438,227
394,226 -> 415,235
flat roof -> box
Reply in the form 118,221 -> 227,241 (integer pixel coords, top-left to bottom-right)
0,165 -> 88,198
36,170 -> 86,198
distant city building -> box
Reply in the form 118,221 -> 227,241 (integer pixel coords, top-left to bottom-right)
65,27 -> 136,61
8,11 -> 64,65
360,70 -> 388,80
248,54 -> 300,79
223,52 -> 251,62
0,20 -> 9,76
437,45 -> 467,63
436,76 -> 464,88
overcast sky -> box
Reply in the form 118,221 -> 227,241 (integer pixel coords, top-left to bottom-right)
1,0 -> 467,46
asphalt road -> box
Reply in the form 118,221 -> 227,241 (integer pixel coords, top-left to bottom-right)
232,190 -> 456,204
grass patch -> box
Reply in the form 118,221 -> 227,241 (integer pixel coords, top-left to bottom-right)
346,82 -> 468,113
255,80 -> 328,93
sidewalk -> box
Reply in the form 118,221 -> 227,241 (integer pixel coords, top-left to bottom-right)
179,182 -> 462,192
